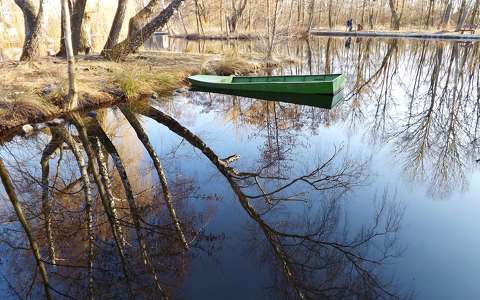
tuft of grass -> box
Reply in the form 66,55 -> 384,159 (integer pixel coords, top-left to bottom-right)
112,67 -> 184,99
202,55 -> 260,76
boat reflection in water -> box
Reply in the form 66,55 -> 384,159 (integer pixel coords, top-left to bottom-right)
189,86 -> 345,109
188,73 -> 346,109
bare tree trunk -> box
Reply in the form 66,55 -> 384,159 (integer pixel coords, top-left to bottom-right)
15,0 -> 45,61
105,0 -> 185,61
227,0 -> 248,33
425,0 -> 435,28
455,0 -> 469,31
328,0 -> 333,28
120,106 -> 189,250
0,159 -> 52,300
61,0 -> 78,110
388,0 -> 401,30
440,0 -> 453,30
305,0 -> 315,32
71,0 -> 87,55
103,0 -> 129,55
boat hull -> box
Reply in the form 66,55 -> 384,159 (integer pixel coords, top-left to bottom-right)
188,74 -> 346,95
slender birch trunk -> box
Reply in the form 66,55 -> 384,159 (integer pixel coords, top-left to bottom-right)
61,0 -> 78,110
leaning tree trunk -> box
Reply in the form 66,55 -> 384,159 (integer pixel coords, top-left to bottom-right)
102,0 -> 129,55
440,0 -> 453,30
61,0 -> 78,110
455,0 -> 469,31
0,159 -> 52,300
15,0 -> 45,61
105,0 -> 185,61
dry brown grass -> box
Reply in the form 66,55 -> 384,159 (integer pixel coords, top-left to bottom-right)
201,54 -> 261,76
0,51 -> 210,132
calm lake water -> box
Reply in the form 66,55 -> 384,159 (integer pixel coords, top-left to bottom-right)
0,37 -> 479,299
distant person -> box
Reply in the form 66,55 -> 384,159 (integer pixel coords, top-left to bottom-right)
346,19 -> 353,32
357,24 -> 364,31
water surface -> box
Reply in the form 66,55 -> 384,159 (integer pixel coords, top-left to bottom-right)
0,37 -> 479,299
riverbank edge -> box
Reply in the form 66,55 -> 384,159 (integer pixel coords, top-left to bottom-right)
310,29 -> 480,41
0,51 -> 211,140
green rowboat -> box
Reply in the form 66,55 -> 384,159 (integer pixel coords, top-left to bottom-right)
188,74 -> 345,95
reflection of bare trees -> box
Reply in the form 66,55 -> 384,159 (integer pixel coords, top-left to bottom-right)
137,104 -> 406,299
185,37 -> 480,197
0,113 -> 218,298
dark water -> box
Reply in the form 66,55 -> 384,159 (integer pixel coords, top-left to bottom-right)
0,37 -> 479,299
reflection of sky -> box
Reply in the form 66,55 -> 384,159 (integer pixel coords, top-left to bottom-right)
0,37 -> 479,299
145,90 -> 480,299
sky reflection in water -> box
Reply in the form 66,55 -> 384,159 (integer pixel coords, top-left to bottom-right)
0,37 -> 479,299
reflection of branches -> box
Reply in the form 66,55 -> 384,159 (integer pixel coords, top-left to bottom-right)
87,118 -> 168,299
0,158 -> 53,299
120,105 -> 189,250
138,105 -> 403,299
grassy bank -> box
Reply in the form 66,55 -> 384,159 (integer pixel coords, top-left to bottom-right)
0,50 -> 289,135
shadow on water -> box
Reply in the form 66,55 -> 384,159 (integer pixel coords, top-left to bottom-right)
190,87 -> 345,109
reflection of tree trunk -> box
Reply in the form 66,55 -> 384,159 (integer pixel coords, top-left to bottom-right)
0,159 -> 52,300
92,138 -> 126,247
138,106 -> 305,299
325,38 -> 332,73
91,120 -> 168,299
40,133 -> 63,265
53,127 -> 95,299
120,106 -> 189,249
70,115 -> 134,297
